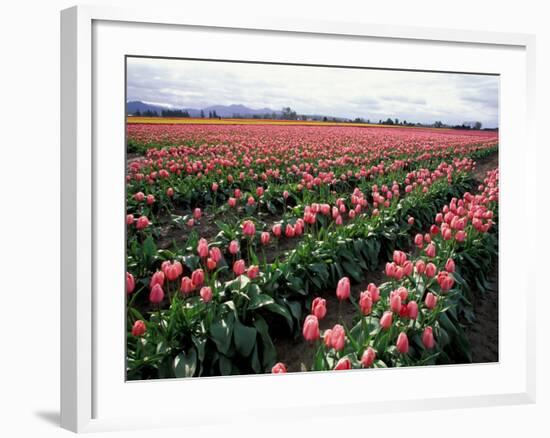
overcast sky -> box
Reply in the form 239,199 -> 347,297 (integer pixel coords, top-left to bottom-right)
127,57 -> 499,127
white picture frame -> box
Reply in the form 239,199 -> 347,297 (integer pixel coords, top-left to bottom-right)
60,4 -> 537,433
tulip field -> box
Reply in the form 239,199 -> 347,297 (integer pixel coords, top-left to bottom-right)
126,121 -> 499,379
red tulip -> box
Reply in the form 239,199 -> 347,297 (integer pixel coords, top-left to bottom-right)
146,194 -> 155,205
272,223 -> 282,237
131,320 -> 146,337
437,271 -> 454,291
285,224 -> 295,237
247,265 -> 259,279
302,315 -> 320,341
206,258 -> 217,271
336,277 -> 351,301
261,231 -> 270,245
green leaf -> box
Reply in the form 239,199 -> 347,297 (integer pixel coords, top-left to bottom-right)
219,354 -> 233,375
210,313 -> 234,355
173,348 -> 197,378
233,320 -> 257,357
143,235 -> 157,258
253,316 -> 277,369
248,294 -> 275,310
264,302 -> 293,329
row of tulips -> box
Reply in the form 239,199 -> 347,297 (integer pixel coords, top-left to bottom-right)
269,167 -> 499,373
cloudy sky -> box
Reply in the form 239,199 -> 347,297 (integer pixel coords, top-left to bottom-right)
127,57 -> 499,127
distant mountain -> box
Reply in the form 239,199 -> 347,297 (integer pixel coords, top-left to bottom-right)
126,101 -> 281,117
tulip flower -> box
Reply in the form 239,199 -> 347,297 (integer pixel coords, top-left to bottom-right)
380,311 -> 393,330
329,324 -> 346,351
228,240 -> 240,255
197,238 -> 209,258
126,214 -> 134,225
359,291 -> 373,315
242,220 -> 256,237
361,347 -> 376,367
209,247 -> 222,263
136,216 -> 150,230
415,259 -> 426,274
260,231 -> 270,245
233,259 -> 246,276
146,194 -> 155,205
149,284 -> 164,304
390,291 -> 402,313
191,269 -> 204,287
425,262 -> 437,278
134,192 -> 145,202
393,250 -> 407,266
272,223 -> 282,237
149,271 -> 165,289
445,258 -> 456,273
228,197 -> 237,208
180,276 -> 194,295
336,277 -> 351,301
334,357 -> 352,370
407,301 -> 419,319
425,243 -> 436,258
302,315 -> 320,341
422,326 -> 435,349
200,286 -> 213,303
247,265 -> 259,279
131,320 -> 146,337
271,362 -> 287,374
396,332 -> 409,354
437,271 -> 454,291
126,272 -> 135,294
367,283 -> 380,302
414,234 -> 424,247
424,292 -> 438,310
311,297 -> 327,320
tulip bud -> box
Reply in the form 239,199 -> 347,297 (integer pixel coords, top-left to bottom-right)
271,362 -> 287,374
233,259 -> 246,276
126,272 -> 135,294
407,301 -> 419,319
261,231 -> 271,245
424,292 -> 438,309
200,286 -> 213,303
228,240 -> 240,255
425,262 -> 437,278
445,258 -> 456,273
330,324 -> 346,351
380,311 -> 393,330
422,326 -> 435,349
180,276 -> 194,294
302,315 -> 320,341
311,297 -> 327,320
334,357 -> 352,370
149,284 -> 164,304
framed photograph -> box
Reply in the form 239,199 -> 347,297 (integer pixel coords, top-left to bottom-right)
61,5 -> 536,432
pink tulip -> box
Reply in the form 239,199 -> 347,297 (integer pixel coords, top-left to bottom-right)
149,271 -> 165,289
131,320 -> 146,337
271,362 -> 287,374
126,272 -> 135,294
455,230 -> 466,242
209,247 -> 222,263
228,197 -> 237,208
415,259 -> 426,274
361,347 -> 376,367
206,258 -> 217,271
407,216 -> 415,225
425,243 -> 436,258
336,277 -> 351,301
422,326 -> 435,349
380,311 -> 393,330
425,262 -> 437,278
390,291 -> 402,313
285,224 -> 295,238
200,286 -> 213,303
136,216 -> 150,230
393,250 -> 407,266
334,357 -> 352,370
261,231 -> 270,245
233,259 -> 246,276
414,234 -> 423,247
329,324 -> 346,351
191,269 -> 204,287
228,240 -> 240,255
166,187 -> 174,197
424,292 -> 438,310
126,214 -> 134,226
197,238 -> 209,258
256,186 -> 264,197
396,332 -> 409,354
385,262 -> 397,278
272,223 -> 282,237
407,301 -> 419,319
134,191 -> 145,202
437,271 -> 454,291
149,284 -> 164,304
367,283 -> 380,302
359,291 -> 373,315
302,315 -> 320,341
311,297 -> 327,320
211,182 -> 219,192
445,258 -> 456,273
180,276 -> 194,295
242,220 -> 256,237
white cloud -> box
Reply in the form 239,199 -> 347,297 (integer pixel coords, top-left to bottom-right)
127,57 -> 499,127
